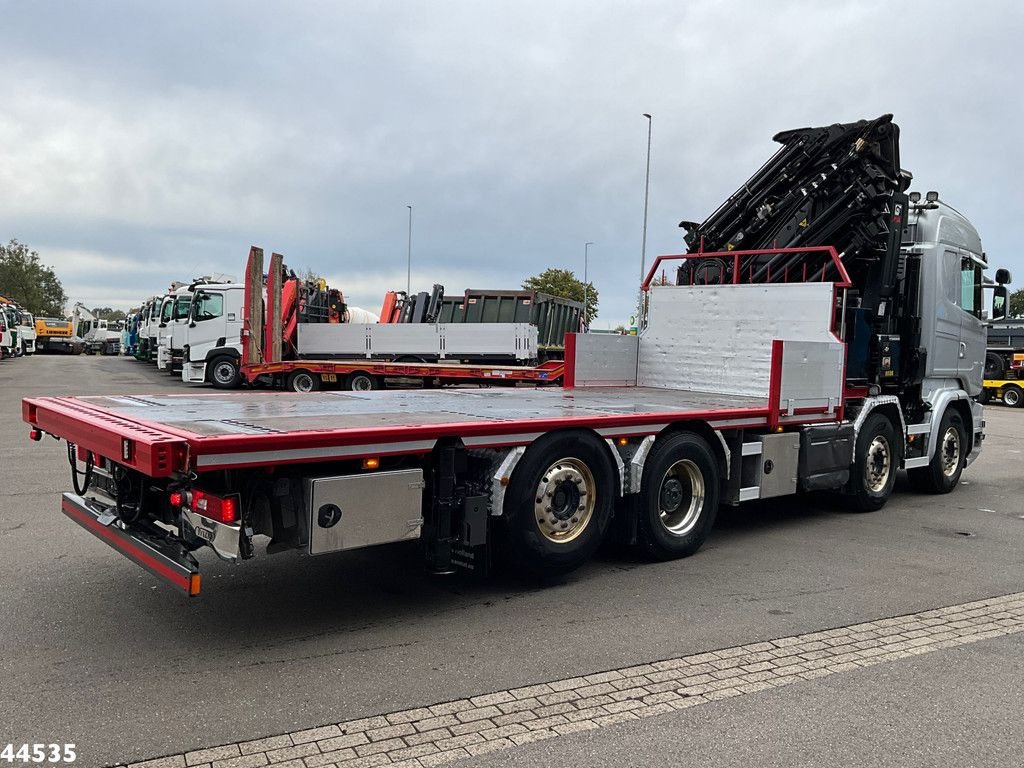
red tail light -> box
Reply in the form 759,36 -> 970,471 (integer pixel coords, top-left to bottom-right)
168,491 -> 183,507
188,489 -> 238,524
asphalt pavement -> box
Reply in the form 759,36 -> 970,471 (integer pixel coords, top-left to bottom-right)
1,354 -> 1023,767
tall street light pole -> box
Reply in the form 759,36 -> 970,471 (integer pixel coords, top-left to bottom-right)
584,241 -> 594,331
406,205 -> 413,296
640,113 -> 653,289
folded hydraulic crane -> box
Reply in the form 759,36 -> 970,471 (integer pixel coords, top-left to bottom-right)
678,114 -> 910,390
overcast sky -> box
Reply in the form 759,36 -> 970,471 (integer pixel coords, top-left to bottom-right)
2,0 -> 1021,326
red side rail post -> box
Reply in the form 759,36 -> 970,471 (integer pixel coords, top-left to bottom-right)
767,339 -> 784,429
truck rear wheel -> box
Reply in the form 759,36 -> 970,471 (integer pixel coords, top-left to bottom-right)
637,432 -> 720,560
501,431 -> 615,577
345,372 -> 378,391
287,369 -> 320,393
908,409 -> 966,494
1002,384 -> 1022,407
209,356 -> 242,389
847,412 -> 898,512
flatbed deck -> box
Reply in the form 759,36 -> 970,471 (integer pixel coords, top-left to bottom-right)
24,385 -> 835,477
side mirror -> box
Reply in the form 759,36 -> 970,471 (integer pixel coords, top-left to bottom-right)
996,268 -> 1012,286
992,285 -> 1009,322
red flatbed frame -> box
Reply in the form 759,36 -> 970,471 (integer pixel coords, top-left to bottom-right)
24,382 -> 841,478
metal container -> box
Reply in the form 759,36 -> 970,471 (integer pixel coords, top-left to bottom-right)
456,290 -> 582,357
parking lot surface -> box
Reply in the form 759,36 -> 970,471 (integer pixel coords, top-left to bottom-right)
2,355 -> 1023,767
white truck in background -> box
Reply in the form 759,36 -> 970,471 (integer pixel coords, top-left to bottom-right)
71,304 -> 121,356
181,282 -> 246,388
17,309 -> 36,355
156,288 -> 194,373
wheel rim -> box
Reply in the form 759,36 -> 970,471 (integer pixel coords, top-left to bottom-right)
658,459 -> 705,536
1005,388 -> 1020,406
351,375 -> 372,391
864,435 -> 891,493
293,373 -> 314,392
940,426 -> 961,477
533,458 -> 596,544
213,362 -> 235,384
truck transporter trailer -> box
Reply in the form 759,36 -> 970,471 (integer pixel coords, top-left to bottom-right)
23,115 -> 1008,596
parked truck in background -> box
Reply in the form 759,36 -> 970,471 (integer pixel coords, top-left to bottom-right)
181,281 -> 246,388
34,316 -> 76,354
17,309 -> 36,355
71,304 -> 122,356
23,115 -> 1010,598
0,306 -> 11,359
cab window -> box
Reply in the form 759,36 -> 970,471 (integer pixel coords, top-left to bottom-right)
174,296 -> 192,320
959,257 -> 983,319
192,292 -> 223,321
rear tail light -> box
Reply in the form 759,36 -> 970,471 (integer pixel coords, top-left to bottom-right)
188,489 -> 239,524
168,491 -> 183,508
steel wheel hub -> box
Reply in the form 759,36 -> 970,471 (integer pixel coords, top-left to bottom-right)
534,458 -> 595,544
659,459 -> 704,536
864,435 -> 891,493
214,363 -> 234,383
940,426 -> 961,477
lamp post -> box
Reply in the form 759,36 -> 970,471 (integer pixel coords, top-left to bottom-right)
406,205 -> 413,296
643,111 -> 651,286
583,241 -> 594,331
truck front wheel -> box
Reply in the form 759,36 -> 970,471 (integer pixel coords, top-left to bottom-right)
209,356 -> 242,389
637,432 -> 720,560
501,431 -> 615,577
908,409 -> 966,494
848,412 -> 898,512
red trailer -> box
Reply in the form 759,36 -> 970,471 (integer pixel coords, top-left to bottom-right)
240,249 -> 567,391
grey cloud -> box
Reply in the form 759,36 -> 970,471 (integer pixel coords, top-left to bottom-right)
1,1 -> 1021,323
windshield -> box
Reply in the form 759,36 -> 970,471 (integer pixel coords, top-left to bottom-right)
42,318 -> 67,327
191,291 -> 224,321
173,295 -> 192,320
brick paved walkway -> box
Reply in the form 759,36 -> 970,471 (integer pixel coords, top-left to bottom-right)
124,591 -> 1024,768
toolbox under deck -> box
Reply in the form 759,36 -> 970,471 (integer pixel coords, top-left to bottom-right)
24,386 -> 835,475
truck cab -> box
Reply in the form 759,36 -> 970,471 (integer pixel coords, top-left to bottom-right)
181,283 -> 245,388
0,307 -> 11,358
17,310 -> 36,355
157,288 -> 193,372
904,196 -> 988,394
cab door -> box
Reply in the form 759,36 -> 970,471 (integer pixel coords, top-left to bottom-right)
929,248 -> 963,378
957,254 -> 985,394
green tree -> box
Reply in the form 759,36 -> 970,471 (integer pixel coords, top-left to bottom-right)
0,240 -> 68,316
1010,288 -> 1024,319
92,307 -> 126,321
522,268 -> 598,324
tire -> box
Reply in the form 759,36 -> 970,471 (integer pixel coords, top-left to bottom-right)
499,431 -> 615,577
637,432 -> 721,560
209,356 -> 242,389
345,371 -> 378,391
985,352 -> 1007,380
287,369 -> 320,393
847,412 -> 898,512
977,388 -> 992,405
908,409 -> 967,494
1002,384 -> 1023,407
